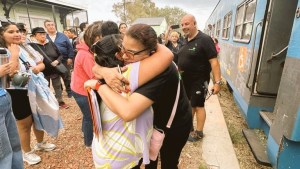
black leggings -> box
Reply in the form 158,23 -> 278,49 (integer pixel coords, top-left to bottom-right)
134,126 -> 190,169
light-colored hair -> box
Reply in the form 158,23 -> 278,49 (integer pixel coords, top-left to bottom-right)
170,31 -> 179,38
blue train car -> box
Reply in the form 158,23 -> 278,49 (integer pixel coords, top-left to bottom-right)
205,0 -> 300,168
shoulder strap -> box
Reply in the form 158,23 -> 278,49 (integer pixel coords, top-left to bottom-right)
33,43 -> 52,63
19,56 -> 31,71
166,62 -> 181,128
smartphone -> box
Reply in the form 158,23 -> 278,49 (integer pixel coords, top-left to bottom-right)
171,24 -> 180,29
117,65 -> 125,89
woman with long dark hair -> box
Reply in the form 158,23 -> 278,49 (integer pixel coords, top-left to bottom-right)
0,21 -> 23,169
1,22 -> 56,165
85,24 -> 192,169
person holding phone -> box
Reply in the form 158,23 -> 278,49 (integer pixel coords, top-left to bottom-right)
164,25 -> 183,63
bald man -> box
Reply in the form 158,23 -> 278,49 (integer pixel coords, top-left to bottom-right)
177,14 -> 221,142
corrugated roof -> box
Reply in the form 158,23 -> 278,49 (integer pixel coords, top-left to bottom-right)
132,17 -> 166,26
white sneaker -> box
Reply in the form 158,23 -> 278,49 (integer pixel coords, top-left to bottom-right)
23,150 -> 41,165
34,141 -> 56,151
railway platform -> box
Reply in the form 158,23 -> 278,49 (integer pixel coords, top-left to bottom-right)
200,82 -> 240,169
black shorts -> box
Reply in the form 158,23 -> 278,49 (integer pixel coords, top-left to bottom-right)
6,89 -> 32,120
182,78 -> 209,107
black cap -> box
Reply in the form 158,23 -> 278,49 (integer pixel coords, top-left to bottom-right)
17,23 -> 26,32
31,27 -> 46,35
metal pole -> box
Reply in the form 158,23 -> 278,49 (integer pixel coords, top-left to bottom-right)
25,0 -> 32,31
71,10 -> 74,28
51,5 -> 58,30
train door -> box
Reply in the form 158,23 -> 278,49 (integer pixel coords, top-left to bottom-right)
255,0 -> 298,95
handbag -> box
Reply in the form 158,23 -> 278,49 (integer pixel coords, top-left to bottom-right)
149,66 -> 181,161
54,63 -> 68,74
33,43 -> 67,74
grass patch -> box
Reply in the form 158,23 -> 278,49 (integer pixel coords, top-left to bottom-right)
198,162 -> 208,169
227,123 -> 244,144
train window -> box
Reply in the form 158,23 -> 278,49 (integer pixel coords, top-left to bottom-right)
216,19 -> 221,37
222,12 -> 232,39
234,0 -> 257,42
212,24 -> 216,37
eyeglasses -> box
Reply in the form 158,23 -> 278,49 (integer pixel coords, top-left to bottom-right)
116,44 -> 148,60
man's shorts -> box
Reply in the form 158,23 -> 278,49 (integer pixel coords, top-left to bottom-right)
183,78 -> 209,107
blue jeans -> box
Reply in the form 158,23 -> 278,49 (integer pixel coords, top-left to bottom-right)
72,91 -> 93,146
0,93 -> 23,169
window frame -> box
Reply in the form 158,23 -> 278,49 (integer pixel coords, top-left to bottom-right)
233,0 -> 257,43
216,19 -> 221,38
222,11 -> 232,40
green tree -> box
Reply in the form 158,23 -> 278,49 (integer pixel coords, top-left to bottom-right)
112,0 -> 186,25
157,6 -> 187,25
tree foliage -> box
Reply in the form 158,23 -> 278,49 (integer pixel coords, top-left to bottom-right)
112,0 -> 187,25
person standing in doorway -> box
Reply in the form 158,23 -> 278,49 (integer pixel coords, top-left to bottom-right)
44,20 -> 74,98
177,14 -> 222,142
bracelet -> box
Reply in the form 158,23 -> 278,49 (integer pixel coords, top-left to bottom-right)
214,80 -> 223,85
95,80 -> 106,91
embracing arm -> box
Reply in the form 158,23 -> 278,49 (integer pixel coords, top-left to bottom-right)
85,80 -> 153,122
92,65 -> 130,92
92,44 -> 173,92
139,44 -> 173,86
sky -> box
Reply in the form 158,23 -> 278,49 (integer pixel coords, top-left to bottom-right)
85,0 -> 219,30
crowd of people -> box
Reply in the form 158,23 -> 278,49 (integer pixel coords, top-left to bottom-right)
0,13 -> 221,169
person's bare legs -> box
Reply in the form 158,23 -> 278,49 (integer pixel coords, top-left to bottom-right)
17,115 -> 42,165
194,107 -> 206,132
16,115 -> 33,152
32,119 -> 56,152
32,123 -> 44,143
189,107 -> 205,142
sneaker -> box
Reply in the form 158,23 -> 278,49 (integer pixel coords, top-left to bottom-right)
59,101 -> 69,109
23,150 -> 41,165
34,141 -> 56,151
188,131 -> 203,142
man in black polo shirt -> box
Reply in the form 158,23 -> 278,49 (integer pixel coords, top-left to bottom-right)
178,14 -> 222,142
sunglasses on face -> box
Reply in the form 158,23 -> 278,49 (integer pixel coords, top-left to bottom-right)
116,44 -> 148,60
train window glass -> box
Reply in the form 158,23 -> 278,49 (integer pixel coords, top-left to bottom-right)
216,19 -> 221,37
234,0 -> 257,43
222,12 -> 232,39
212,24 -> 216,37
245,1 -> 256,22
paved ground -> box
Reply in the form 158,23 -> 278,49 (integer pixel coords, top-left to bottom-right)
201,82 -> 240,169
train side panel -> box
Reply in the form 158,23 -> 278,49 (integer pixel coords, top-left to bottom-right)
268,2 -> 300,167
206,0 -> 300,168
207,0 -> 275,128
